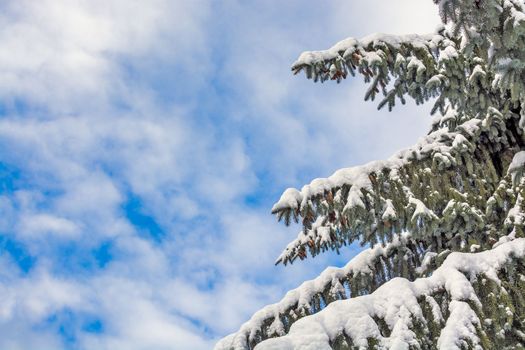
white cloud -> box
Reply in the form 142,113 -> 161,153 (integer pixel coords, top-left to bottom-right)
79,275 -> 215,350
18,214 -> 80,238
209,0 -> 440,191
0,0 -> 442,349
0,263 -> 88,349
0,0 -> 211,112
331,0 -> 441,37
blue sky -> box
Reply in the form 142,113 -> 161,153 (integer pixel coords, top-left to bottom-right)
0,1 -> 440,349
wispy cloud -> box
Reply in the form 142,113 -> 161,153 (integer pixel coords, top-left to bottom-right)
0,1 -> 440,349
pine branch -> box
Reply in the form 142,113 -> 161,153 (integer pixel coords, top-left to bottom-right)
217,3 -> 525,349
291,32 -> 445,112
273,109 -> 522,265
245,239 -> 525,350
215,233 -> 432,350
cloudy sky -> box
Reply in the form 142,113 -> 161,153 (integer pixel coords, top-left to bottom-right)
0,1 -> 440,349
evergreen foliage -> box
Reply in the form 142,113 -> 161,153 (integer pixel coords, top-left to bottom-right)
216,1 -> 525,349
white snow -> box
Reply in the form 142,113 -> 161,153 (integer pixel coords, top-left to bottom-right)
272,188 -> 303,212
271,127 -> 452,215
344,186 -> 366,212
215,233 -> 415,350
221,4 -> 525,349
468,65 -> 485,84
493,229 -> 517,248
409,197 -> 438,222
437,301 -> 482,350
452,134 -> 468,151
438,45 -> 458,62
292,33 -> 435,71
381,199 -> 397,220
505,193 -> 525,226
271,114 -> 482,217
508,151 -> 525,173
271,111 -> 489,264
248,239 -> 525,350
507,151 -> 525,185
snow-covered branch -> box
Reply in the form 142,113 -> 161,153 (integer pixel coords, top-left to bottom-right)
230,238 -> 525,350
215,233 -> 433,350
273,108 -> 522,265
217,3 -> 525,349
291,32 -> 449,111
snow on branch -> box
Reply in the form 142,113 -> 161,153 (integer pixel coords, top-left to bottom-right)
292,1 -> 525,116
247,238 -> 525,350
272,108 -> 524,265
214,233 -> 431,350
508,150 -> 525,185
435,0 -> 525,36
291,33 -> 435,82
290,31 -> 468,112
216,2 -> 525,349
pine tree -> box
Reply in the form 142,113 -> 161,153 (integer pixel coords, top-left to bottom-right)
216,1 -> 525,349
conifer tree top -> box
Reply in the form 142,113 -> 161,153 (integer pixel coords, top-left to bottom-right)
271,0 -> 525,266
216,1 -> 525,349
